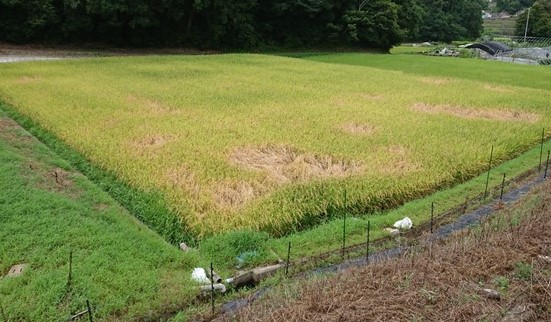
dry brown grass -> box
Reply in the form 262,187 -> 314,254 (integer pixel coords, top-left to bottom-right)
228,182 -> 551,322
213,180 -> 269,209
126,95 -> 177,115
331,97 -> 347,107
412,103 -> 540,123
0,116 -> 18,129
358,93 -> 384,100
483,84 -> 513,93
14,76 -> 41,84
165,165 -> 202,201
229,145 -> 363,184
339,122 -> 375,135
419,77 -> 453,85
378,145 -> 423,175
131,134 -> 173,148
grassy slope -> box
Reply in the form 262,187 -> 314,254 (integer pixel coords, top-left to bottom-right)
0,54 -> 550,239
0,111 -> 199,321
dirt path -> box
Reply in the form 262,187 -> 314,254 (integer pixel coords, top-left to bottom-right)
0,42 -> 218,64
0,56 -> 64,63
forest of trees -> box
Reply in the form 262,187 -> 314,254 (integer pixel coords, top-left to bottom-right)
0,0 -> 486,50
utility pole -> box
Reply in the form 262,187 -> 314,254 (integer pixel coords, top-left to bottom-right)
524,7 -> 531,43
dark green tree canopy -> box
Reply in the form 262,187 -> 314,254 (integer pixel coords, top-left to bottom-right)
418,0 -> 485,42
0,0 -> 485,49
495,0 -> 535,14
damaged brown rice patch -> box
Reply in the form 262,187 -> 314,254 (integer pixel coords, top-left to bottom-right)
419,77 -> 453,85
412,103 -> 539,123
379,145 -> 423,175
358,93 -> 383,100
131,134 -> 173,148
339,122 -> 375,135
213,180 -> 269,209
15,76 -> 41,84
126,95 -> 177,114
483,84 -> 513,93
230,145 -> 363,183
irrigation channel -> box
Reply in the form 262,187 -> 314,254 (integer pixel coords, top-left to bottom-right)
214,163 -> 550,319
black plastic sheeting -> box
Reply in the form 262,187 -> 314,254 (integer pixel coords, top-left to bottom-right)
465,41 -> 512,56
221,174 -> 547,314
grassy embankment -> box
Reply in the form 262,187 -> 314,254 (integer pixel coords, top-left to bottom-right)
233,179 -> 551,322
0,110 -> 200,321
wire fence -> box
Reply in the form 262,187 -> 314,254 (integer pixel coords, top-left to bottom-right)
475,35 -> 551,64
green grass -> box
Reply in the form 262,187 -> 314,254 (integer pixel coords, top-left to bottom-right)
389,45 -> 436,54
303,52 -> 551,90
0,110 -> 200,321
1,54 -> 551,241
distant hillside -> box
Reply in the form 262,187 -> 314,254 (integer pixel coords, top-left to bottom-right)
493,0 -> 534,14
484,17 -> 517,35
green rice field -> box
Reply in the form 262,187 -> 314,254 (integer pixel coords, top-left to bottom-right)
1,53 -> 550,239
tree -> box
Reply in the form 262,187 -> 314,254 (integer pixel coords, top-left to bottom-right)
0,0 -> 486,48
495,0 -> 535,14
515,0 -> 551,37
418,0 -> 484,42
0,0 -> 58,42
392,0 -> 425,40
192,0 -> 258,48
343,0 -> 403,50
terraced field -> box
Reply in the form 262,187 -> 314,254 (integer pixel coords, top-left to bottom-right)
1,54 -> 550,239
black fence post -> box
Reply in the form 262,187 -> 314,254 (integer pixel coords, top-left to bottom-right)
484,145 -> 494,199
342,190 -> 347,260
67,250 -> 73,288
500,173 -> 506,200
86,300 -> 93,322
210,262 -> 215,314
539,128 -> 545,172
342,211 -> 346,260
366,221 -> 370,264
430,202 -> 434,234
285,242 -> 291,277
545,150 -> 550,179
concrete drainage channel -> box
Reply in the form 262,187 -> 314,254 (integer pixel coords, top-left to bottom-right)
201,168 -> 548,319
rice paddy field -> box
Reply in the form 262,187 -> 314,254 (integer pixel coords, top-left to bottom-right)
1,53 -> 551,242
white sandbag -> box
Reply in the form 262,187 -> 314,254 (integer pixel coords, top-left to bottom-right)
191,267 -> 210,284
393,217 -> 413,230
